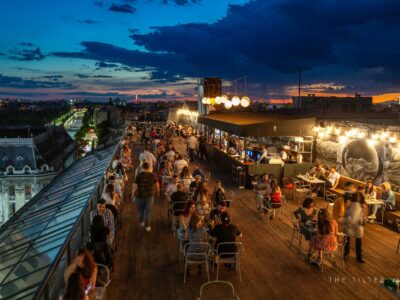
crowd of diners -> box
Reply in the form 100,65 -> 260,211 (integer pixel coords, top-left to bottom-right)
273,162 -> 397,266
134,122 -> 243,277
61,125 -> 136,299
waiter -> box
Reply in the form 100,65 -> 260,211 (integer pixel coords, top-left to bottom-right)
258,145 -> 268,163
280,145 -> 290,162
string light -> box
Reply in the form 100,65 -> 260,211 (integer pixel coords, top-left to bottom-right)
224,100 -> 232,109
240,96 -> 250,107
231,96 -> 240,106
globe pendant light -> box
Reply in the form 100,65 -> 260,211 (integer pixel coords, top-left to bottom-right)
231,96 -> 240,106
240,96 -> 250,107
215,96 -> 222,104
210,97 -> 215,105
224,100 -> 232,109
221,95 -> 228,104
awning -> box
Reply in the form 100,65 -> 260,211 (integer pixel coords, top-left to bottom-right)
198,112 -> 316,137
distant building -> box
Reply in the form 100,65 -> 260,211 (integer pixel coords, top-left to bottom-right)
292,94 -> 373,113
93,107 -> 109,125
0,126 -> 76,224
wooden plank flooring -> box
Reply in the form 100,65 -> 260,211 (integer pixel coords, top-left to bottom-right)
108,140 -> 400,300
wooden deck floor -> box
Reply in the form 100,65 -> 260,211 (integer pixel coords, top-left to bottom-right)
108,140 -> 400,300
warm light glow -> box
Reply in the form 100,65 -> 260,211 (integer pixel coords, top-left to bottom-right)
318,132 -> 325,139
334,128 -> 341,135
371,133 -> 379,140
224,100 -> 232,109
389,136 -> 397,143
215,96 -> 222,104
221,95 -> 228,104
240,96 -> 250,107
210,97 -> 215,105
339,136 -> 347,143
231,96 -> 240,106
313,126 -> 320,133
177,109 -> 199,117
201,97 -> 207,104
357,132 -> 365,139
367,139 -> 377,147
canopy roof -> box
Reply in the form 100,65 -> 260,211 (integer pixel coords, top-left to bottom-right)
0,145 -> 115,300
198,112 -> 316,137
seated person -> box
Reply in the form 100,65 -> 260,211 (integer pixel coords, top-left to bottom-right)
165,175 -> 179,200
190,175 -> 202,191
64,248 -> 97,296
364,179 -> 377,199
87,215 -> 113,268
178,200 -> 196,240
104,175 -> 122,198
90,198 -> 115,241
174,154 -> 188,175
310,209 -> 338,264
180,166 -> 193,190
162,161 -> 174,177
187,214 -> 209,274
196,192 -> 211,218
212,180 -> 226,206
62,272 -> 89,300
256,174 -> 271,209
369,182 -> 396,219
309,163 -> 325,179
192,163 -> 205,181
293,198 -> 318,254
171,184 -> 188,215
325,166 -> 340,189
102,183 -> 120,207
209,201 -> 228,229
210,212 -> 242,260
261,180 -> 282,219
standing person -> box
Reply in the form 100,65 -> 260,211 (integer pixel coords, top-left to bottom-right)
187,134 -> 199,162
139,145 -> 157,171
258,145 -> 268,163
342,188 -> 366,263
174,154 -> 189,175
135,162 -> 160,232
198,132 -> 209,161
256,174 -> 271,210
212,180 -> 226,206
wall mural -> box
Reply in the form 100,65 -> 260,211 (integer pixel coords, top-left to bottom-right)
315,137 -> 400,192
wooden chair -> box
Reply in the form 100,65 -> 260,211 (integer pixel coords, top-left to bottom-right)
197,280 -> 240,300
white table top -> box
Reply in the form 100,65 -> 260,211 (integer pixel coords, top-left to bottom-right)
365,198 -> 385,205
297,174 -> 325,184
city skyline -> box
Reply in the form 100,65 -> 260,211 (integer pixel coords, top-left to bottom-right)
1,0 -> 400,102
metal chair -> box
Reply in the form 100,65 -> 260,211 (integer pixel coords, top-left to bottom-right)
213,242 -> 245,282
294,180 -> 312,205
183,242 -> 211,283
265,196 -> 286,223
96,263 -> 111,300
171,208 -> 185,235
289,219 -> 302,253
320,232 -> 347,272
197,280 -> 240,300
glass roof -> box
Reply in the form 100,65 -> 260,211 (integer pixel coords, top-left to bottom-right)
0,146 -> 116,300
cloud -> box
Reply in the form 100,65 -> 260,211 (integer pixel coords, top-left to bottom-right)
78,19 -> 100,24
0,74 -> 74,89
74,73 -> 90,78
93,1 -> 104,7
41,75 -> 64,81
95,61 -> 119,68
93,75 -> 114,78
109,3 -> 136,13
161,0 -> 201,5
9,48 -> 46,61
63,90 -> 132,98
19,42 -> 34,47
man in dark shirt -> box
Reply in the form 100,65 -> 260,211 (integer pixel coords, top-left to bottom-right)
170,184 -> 188,216
189,175 -> 202,190
192,163 -> 205,181
209,201 -> 227,228
198,132 -> 208,161
210,212 -> 242,259
135,162 -> 159,232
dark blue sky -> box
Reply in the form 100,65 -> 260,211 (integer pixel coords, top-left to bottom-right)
1,0 -> 400,102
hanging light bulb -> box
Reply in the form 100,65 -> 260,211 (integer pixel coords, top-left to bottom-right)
240,96 -> 250,107
221,95 -> 228,104
201,97 -> 207,104
334,128 -> 341,135
224,100 -> 232,109
210,97 -> 215,105
231,96 -> 240,106
339,136 -> 347,143
215,96 -> 222,104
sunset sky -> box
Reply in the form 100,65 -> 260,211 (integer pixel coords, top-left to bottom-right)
0,0 -> 400,102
